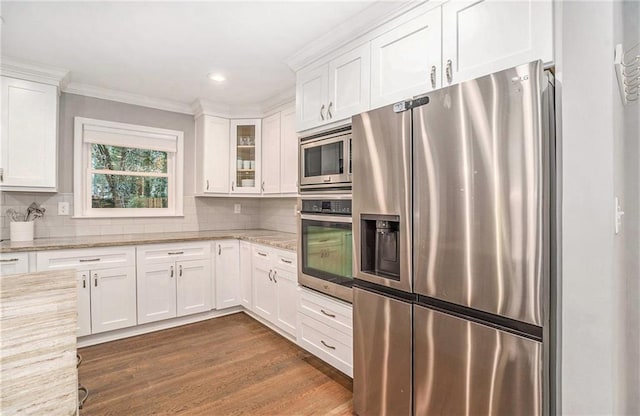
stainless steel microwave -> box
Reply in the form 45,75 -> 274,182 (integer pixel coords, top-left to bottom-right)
299,126 -> 352,192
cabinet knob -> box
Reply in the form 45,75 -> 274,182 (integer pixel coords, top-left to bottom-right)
320,104 -> 325,121
446,59 -> 453,84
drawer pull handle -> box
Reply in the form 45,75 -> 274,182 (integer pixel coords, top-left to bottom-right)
80,258 -> 100,263
170,265 -> 174,278
268,269 -> 273,282
179,265 -> 183,277
0,258 -> 19,263
258,252 -> 267,257
281,258 -> 293,264
273,271 -> 278,283
320,309 -> 336,318
218,245 -> 222,255
168,251 -> 184,255
321,340 -> 336,350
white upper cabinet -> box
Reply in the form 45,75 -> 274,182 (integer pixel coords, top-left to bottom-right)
279,107 -> 298,194
230,119 -> 262,194
261,112 -> 281,194
441,0 -> 553,86
296,65 -> 328,132
328,43 -> 371,122
296,44 -> 371,131
195,115 -> 230,194
0,77 -> 58,191
370,7 -> 442,109
261,107 -> 298,195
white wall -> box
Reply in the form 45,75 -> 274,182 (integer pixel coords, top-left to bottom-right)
558,1 -> 640,414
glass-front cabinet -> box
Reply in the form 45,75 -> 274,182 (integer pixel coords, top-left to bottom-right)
229,119 -> 262,194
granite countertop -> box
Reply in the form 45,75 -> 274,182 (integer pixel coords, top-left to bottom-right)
0,229 -> 297,253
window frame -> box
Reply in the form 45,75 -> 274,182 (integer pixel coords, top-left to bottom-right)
73,117 -> 184,218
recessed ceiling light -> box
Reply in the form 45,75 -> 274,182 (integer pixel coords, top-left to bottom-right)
208,73 -> 226,83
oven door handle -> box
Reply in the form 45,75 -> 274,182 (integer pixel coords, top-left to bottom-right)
300,214 -> 352,224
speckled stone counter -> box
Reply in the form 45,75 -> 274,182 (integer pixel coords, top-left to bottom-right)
0,229 -> 297,253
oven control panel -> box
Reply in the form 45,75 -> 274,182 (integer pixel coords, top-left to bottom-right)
301,199 -> 352,215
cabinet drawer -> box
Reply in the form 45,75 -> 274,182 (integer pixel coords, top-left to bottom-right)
137,242 -> 211,264
37,247 -> 135,271
0,252 -> 30,275
298,314 -> 353,377
274,249 -> 296,272
252,246 -> 273,261
299,288 -> 352,335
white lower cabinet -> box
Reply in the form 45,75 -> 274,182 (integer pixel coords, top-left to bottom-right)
214,240 -> 240,309
37,247 -> 137,336
251,245 -> 299,337
239,241 -> 253,309
0,252 -> 30,275
297,287 -> 353,377
137,242 -> 212,324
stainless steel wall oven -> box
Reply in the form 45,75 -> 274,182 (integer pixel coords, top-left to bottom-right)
297,197 -> 353,303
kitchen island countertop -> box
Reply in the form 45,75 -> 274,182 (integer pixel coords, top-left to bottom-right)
0,229 -> 297,253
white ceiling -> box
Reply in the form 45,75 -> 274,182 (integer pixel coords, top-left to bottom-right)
1,1 -> 385,110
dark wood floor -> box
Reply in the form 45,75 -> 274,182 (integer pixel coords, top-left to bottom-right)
78,313 -> 353,415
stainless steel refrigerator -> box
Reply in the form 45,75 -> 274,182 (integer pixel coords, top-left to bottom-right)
352,60 -> 555,416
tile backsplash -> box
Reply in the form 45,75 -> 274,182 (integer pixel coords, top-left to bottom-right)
0,192 -> 298,240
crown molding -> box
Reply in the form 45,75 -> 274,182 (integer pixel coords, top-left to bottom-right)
63,82 -> 194,115
261,87 -> 295,116
285,1 -> 423,72
0,56 -> 69,87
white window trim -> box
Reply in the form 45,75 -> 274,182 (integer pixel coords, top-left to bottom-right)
73,117 -> 184,218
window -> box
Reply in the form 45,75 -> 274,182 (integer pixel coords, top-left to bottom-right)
74,117 -> 184,217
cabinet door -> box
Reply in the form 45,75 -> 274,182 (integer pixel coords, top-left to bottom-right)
296,64 -> 329,131
214,240 -> 240,309
0,77 -> 57,190
274,267 -> 298,336
261,113 -> 281,194
239,241 -> 253,310
197,115 -> 230,194
442,0 -> 552,86
252,249 -> 276,321
177,259 -> 212,316
0,252 -> 29,275
137,261 -> 176,324
279,107 -> 298,194
328,44 -> 371,121
230,119 -> 262,194
370,7 -> 442,109
77,271 -> 92,337
91,266 -> 137,333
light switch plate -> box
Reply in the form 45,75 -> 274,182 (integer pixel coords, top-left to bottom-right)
58,201 -> 70,216
234,203 -> 241,214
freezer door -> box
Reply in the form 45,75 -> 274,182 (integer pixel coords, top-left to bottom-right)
414,304 -> 542,415
352,105 -> 412,293
413,61 -> 548,326
353,287 -> 412,416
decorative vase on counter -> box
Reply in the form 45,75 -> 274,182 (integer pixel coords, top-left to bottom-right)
10,221 -> 34,242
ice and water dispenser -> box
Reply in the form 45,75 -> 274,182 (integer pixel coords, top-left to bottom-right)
360,214 -> 401,280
